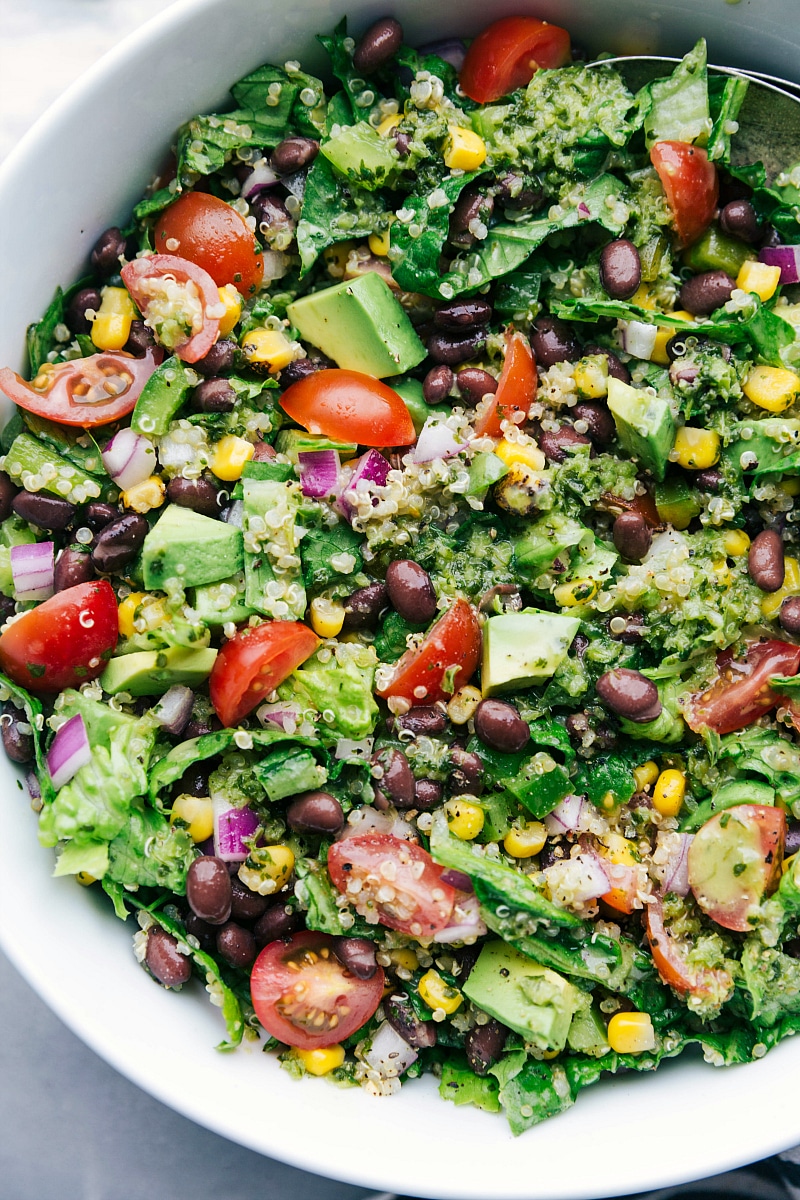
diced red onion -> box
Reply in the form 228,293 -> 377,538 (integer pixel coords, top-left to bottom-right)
363,1020 -> 418,1076
101,426 -> 157,490
577,201 -> 591,219
241,159 -> 280,199
25,770 -> 41,801
213,797 -> 260,862
261,250 -> 290,283
152,685 -> 194,736
11,541 -> 54,601
417,38 -> 467,70
545,793 -> 587,834
256,701 -> 303,732
298,448 -> 341,498
412,417 -> 468,464
663,833 -> 693,897
433,891 -> 487,942
47,713 -> 91,790
439,868 -> 474,892
543,851 -> 611,905
337,808 -> 417,842
618,319 -> 658,360
337,449 -> 391,520
759,243 -> 800,285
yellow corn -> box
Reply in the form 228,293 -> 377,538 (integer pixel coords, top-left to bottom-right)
217,284 -> 242,336
573,355 -> 609,399
736,259 -> 781,302
171,794 -> 214,843
607,1011 -> 656,1054
240,844 -> 295,893
121,474 -> 166,514
495,439 -> 546,471
443,126 -> 487,171
743,365 -> 800,413
444,797 -> 484,840
712,556 -> 733,589
652,768 -> 686,818
780,477 -> 800,497
604,833 -> 637,865
504,821 -> 547,858
650,312 -> 695,366
633,760 -> 660,792
322,240 -> 356,277
672,426 -> 720,470
553,578 -> 598,608
762,555 -> 800,618
630,285 -> 656,310
117,592 -> 169,638
723,529 -> 750,557
211,435 -> 255,481
368,222 -> 394,257
418,969 -> 463,1015
446,685 -> 482,725
91,286 -> 137,351
296,1044 -> 345,1075
310,597 -> 346,639
376,113 -> 401,137
76,872 -> 96,886
242,327 -> 295,372
389,948 -> 419,972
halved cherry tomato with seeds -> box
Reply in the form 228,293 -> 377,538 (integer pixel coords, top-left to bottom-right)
460,16 -> 571,104
328,834 -> 456,936
644,898 -> 734,1003
684,639 -> 800,736
121,254 -> 222,364
376,597 -> 481,705
280,369 -> 415,448
0,346 -> 161,428
0,580 -> 118,692
474,330 -> 536,437
209,620 -> 320,727
650,141 -> 718,248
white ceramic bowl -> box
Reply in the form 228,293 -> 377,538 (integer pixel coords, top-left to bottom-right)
2,2 -> 800,1196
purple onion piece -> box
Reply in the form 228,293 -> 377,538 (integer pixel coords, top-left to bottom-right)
417,38 -> 467,70
11,541 -> 54,601
152,685 -> 194,736
101,426 -> 157,490
25,771 -> 42,801
759,243 -> 800,284
545,793 -> 587,834
663,833 -> 693,897
241,160 -> 280,199
47,713 -> 92,790
298,448 -> 341,498
440,868 -> 474,892
337,449 -> 391,520
412,418 -> 468,464
213,798 -> 260,862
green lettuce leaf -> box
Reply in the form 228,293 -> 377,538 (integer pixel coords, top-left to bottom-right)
280,643 -> 379,739
641,40 -> 710,148
106,804 -> 194,893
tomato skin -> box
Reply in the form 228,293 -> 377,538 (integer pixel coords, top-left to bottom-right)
328,834 -> 456,936
650,141 -> 718,248
120,254 -> 221,364
0,580 -> 118,692
0,346 -> 161,428
155,193 -> 264,296
460,17 -> 571,104
644,898 -> 734,1001
474,330 -> 536,437
684,639 -> 800,735
250,931 -> 384,1049
209,620 -> 320,727
280,370 -> 416,448
376,597 -> 481,705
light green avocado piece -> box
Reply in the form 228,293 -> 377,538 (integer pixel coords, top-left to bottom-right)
320,123 -> 398,183
274,429 -> 358,462
190,573 -> 255,627
142,505 -> 244,591
100,646 -> 218,697
482,609 -> 581,696
286,272 -> 426,378
513,513 -> 588,577
463,940 -> 581,1053
607,376 -> 676,481
567,1001 -> 611,1058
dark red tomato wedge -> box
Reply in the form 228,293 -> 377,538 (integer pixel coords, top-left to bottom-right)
0,580 -> 118,692
328,834 -> 456,936
209,620 -> 320,727
650,141 -> 718,248
460,16 -> 571,104
154,192 -> 264,296
684,639 -> 800,735
280,369 -> 416,447
0,346 -> 161,428
250,931 -> 384,1049
376,597 -> 481,705
644,898 -> 734,1002
474,330 -> 536,437
121,254 -> 222,364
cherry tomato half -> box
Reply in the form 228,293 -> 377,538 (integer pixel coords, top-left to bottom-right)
0,346 -> 161,429
684,639 -> 800,736
280,369 -> 416,448
209,620 -> 320,727
688,804 -> 785,933
650,141 -> 718,248
644,898 -> 734,1002
474,329 -> 536,437
460,16 -> 571,104
376,597 -> 481,705
328,834 -> 456,936
155,192 -> 264,296
0,580 -> 118,692
121,254 -> 222,364
250,931 -> 384,1049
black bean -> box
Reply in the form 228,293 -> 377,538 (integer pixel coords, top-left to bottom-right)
192,339 -> 237,377
596,668 -> 661,723
0,596 -> 14,626
54,547 -> 95,592
449,747 -> 484,795
613,512 -> 652,562
394,706 -> 447,737
448,186 -> 493,251
342,582 -> 387,630
748,529 -> 785,592
538,425 -> 592,463
474,699 -> 530,754
145,926 -> 192,988
91,513 -> 148,574
1,707 -> 33,764
414,779 -> 443,809
423,364 -> 454,405
66,287 -> 102,336
582,344 -> 630,384
427,329 -> 486,366
83,502 -> 119,532
166,476 -> 221,519
353,16 -> 403,73
530,316 -> 581,369
253,902 -> 304,946
608,613 -> 645,645
780,596 -> 800,634
186,856 -> 233,925
177,762 -> 212,798
250,193 -> 295,246
372,748 -> 415,809
679,270 -> 736,317
12,492 -> 76,531
465,1020 -> 507,1075
91,226 -> 127,276
434,299 -> 492,331
270,136 -> 320,174
124,320 -> 156,358
495,173 -> 543,211
216,921 -> 257,968
0,473 -> 17,522
280,359 -> 319,387
761,226 -> 783,250
252,441 -> 277,463
694,468 -> 723,492
599,238 -> 641,300
456,367 -> 498,406
183,715 -> 222,740
229,876 -> 269,923
332,936 -> 378,980
720,200 -> 763,244
192,377 -> 236,414
183,910 -> 216,951
571,401 -> 615,446
784,819 -> 800,858
385,992 -> 437,1049
286,790 -> 345,834
385,559 -> 437,624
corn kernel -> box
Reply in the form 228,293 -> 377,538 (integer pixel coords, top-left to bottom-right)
672,426 -> 720,470
447,684 -> 482,725
418,969 -> 463,1015
310,596 -> 346,639
762,555 -> 800,618
736,259 -> 781,302
573,355 -> 609,398
242,327 -> 295,372
495,439 -> 546,471
217,284 -> 242,336
257,845 -> 294,887
650,313 -> 695,366
118,591 -> 146,638
322,240 -> 356,276
607,1011 -> 656,1054
444,797 -> 484,840
91,286 -> 137,351
376,113 -> 402,137
171,793 -> 214,843
390,948 -> 419,972
779,477 -> 800,497
723,529 -> 750,557
211,434 -> 255,481
504,821 -> 547,858
296,1044 -> 345,1075
712,557 -> 733,589
652,768 -> 686,818
633,760 -> 659,792
368,223 -> 393,257
443,126 -> 487,172
743,365 -> 800,413
76,871 -> 96,886
121,474 -> 166,513
553,578 -> 598,608
118,591 -> 169,638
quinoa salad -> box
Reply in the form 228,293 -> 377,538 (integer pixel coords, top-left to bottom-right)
5,14 -> 800,1136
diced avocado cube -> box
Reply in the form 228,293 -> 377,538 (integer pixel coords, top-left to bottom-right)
463,940 -> 581,1053
275,429 -> 358,462
286,273 -> 426,378
142,504 -> 243,591
190,573 -> 254,626
100,646 -> 218,696
513,513 -> 588,578
607,376 -> 676,481
567,1002 -> 611,1057
465,452 -> 508,497
655,476 -> 701,530
482,610 -> 581,696
320,123 -> 398,183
